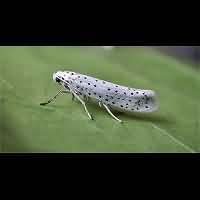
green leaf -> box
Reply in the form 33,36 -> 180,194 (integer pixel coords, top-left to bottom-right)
0,47 -> 199,152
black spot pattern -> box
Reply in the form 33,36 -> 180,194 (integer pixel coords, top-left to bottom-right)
67,72 -> 155,113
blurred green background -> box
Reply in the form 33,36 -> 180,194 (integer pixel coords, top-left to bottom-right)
0,46 -> 199,152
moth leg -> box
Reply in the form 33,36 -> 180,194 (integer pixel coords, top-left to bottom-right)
98,101 -> 102,107
70,90 -> 93,120
102,103 -> 122,123
40,90 -> 69,106
72,93 -> 75,101
83,95 -> 89,102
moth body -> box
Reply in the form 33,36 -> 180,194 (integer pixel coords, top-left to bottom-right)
53,71 -> 158,114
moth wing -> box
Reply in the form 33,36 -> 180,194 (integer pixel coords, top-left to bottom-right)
130,90 -> 158,112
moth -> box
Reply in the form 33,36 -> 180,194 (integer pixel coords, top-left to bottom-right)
40,71 -> 158,123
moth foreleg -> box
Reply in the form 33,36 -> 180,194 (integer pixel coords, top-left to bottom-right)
40,90 -> 69,106
102,103 -> 122,123
98,101 -> 102,107
72,93 -> 75,101
70,90 -> 93,120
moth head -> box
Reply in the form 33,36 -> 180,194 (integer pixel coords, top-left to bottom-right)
53,71 -> 64,85
53,71 -> 72,90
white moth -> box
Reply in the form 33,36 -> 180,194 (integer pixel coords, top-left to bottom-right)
40,71 -> 158,123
